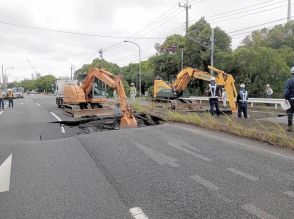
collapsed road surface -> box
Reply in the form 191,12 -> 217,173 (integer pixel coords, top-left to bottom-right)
0,94 -> 293,218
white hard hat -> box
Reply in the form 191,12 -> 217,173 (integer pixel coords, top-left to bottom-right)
266,84 -> 270,87
130,83 -> 134,85
291,66 -> 294,74
210,77 -> 215,81
240,83 -> 246,88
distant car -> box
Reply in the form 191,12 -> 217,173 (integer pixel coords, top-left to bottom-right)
14,92 -> 24,98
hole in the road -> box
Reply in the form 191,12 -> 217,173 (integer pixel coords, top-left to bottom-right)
51,113 -> 165,135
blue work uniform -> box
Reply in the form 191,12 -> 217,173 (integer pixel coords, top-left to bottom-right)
284,75 -> 294,127
237,89 -> 248,118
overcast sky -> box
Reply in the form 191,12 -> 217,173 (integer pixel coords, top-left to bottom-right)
0,0 -> 291,82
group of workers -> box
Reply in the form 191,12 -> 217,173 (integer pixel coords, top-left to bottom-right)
0,89 -> 15,110
207,66 -> 294,132
207,76 -> 249,119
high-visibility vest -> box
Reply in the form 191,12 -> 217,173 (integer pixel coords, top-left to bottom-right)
239,90 -> 248,102
209,84 -> 218,98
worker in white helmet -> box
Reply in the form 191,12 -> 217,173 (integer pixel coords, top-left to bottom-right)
130,82 -> 137,102
236,83 -> 248,118
284,66 -> 294,131
206,76 -> 220,116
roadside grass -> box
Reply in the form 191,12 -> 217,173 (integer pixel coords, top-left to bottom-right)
167,111 -> 294,149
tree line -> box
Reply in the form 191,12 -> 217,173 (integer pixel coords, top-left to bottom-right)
75,18 -> 294,98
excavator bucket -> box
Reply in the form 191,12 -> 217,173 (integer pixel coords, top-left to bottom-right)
120,115 -> 138,129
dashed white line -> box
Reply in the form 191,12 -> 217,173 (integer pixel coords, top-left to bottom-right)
242,204 -> 278,219
227,168 -> 258,181
50,112 -> 65,134
0,111 -> 4,116
130,207 -> 149,219
190,175 -> 219,191
131,141 -> 179,167
284,191 -> 294,198
50,112 -> 62,121
35,103 -> 42,107
61,126 -> 66,134
167,141 -> 211,162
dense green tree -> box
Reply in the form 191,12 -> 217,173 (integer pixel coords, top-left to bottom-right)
35,75 -> 56,92
74,58 -> 120,80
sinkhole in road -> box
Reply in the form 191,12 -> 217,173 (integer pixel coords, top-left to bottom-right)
52,113 -> 165,135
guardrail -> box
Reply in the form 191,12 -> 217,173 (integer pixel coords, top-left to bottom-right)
182,97 -> 285,109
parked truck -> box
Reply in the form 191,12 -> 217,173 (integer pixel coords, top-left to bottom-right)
55,78 -> 78,108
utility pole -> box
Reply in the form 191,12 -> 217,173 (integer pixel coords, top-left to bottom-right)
179,0 -> 191,35
181,48 -> 184,70
99,48 -> 104,67
70,65 -> 74,80
288,0 -> 292,22
210,28 -> 215,75
98,48 -> 107,93
1,65 -> 3,85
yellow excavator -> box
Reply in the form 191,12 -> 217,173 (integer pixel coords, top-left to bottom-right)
62,68 -> 137,128
153,66 -> 237,112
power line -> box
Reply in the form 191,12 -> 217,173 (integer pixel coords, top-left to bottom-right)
209,0 -> 286,22
0,20 -> 166,40
227,17 -> 291,34
210,4 -> 289,24
206,0 -> 276,19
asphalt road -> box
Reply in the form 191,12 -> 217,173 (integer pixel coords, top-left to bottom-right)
0,95 -> 293,218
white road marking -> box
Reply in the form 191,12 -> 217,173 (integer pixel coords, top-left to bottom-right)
242,204 -> 278,219
131,141 -> 179,167
167,141 -> 211,162
0,154 -> 12,193
170,124 -> 294,161
284,191 -> 294,198
190,175 -> 219,191
50,112 -> 62,121
50,112 -> 66,133
130,207 -> 149,219
20,102 -> 23,105
61,125 -> 66,134
227,167 -> 258,181
0,111 -> 4,116
35,103 -> 42,107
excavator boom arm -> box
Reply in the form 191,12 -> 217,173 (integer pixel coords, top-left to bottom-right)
84,68 -> 137,128
170,66 -> 237,112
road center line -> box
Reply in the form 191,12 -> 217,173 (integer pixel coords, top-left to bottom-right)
284,191 -> 294,198
130,207 -> 149,219
227,167 -> 258,181
0,154 -> 12,193
131,141 -> 179,167
190,175 -> 219,191
35,103 -> 42,107
167,141 -> 211,162
242,204 -> 278,219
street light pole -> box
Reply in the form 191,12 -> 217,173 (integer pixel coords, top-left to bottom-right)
4,67 -> 14,88
124,40 -> 142,97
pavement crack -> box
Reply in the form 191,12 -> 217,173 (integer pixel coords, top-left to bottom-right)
76,137 -> 132,209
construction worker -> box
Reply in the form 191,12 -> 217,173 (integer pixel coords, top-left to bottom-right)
0,90 -> 4,110
237,83 -> 248,118
284,67 -> 294,132
7,90 -> 14,108
130,83 -> 137,102
206,77 -> 220,116
221,88 -> 227,109
265,84 -> 273,107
